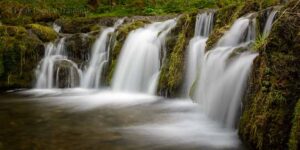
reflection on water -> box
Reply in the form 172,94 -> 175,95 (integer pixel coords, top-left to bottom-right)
0,89 -> 245,150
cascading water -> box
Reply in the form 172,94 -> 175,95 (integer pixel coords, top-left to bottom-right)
112,19 -> 177,94
35,25 -> 82,89
263,10 -> 278,36
182,12 -> 214,97
81,19 -> 124,88
191,15 -> 258,129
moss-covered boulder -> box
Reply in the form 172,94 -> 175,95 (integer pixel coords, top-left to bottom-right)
104,20 -> 149,85
26,24 -> 58,42
65,33 -> 97,65
239,1 -> 300,149
157,14 -> 196,97
0,25 -> 44,90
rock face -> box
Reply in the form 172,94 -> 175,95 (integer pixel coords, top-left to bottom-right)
239,1 -> 300,149
0,25 -> 44,90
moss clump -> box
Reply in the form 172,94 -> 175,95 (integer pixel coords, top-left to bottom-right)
26,24 -> 58,42
157,14 -> 195,97
239,1 -> 300,149
0,25 -> 44,90
289,99 -> 300,150
104,20 -> 149,85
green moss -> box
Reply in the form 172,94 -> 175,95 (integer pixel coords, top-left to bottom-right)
289,99 -> 300,150
205,25 -> 230,50
90,25 -> 102,32
0,25 -> 27,37
0,24 -> 44,90
26,24 -> 57,42
239,1 -> 300,149
157,14 -> 195,97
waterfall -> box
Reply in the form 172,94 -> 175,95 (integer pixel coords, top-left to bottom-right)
35,25 -> 82,89
81,19 -> 124,88
191,15 -> 258,128
112,19 -> 177,94
263,10 -> 278,37
183,12 -> 214,97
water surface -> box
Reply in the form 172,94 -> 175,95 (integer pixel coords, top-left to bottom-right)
0,89 -> 244,150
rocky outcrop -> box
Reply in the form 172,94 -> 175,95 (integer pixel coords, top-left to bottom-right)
239,1 -> 300,149
0,25 -> 44,90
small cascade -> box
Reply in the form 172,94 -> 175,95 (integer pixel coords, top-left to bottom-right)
81,19 -> 124,88
183,12 -> 214,97
112,19 -> 177,94
53,23 -> 61,33
263,10 -> 278,36
191,15 -> 258,129
35,25 -> 82,89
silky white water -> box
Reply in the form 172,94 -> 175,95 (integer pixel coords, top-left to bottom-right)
81,19 -> 124,88
183,12 -> 214,97
35,25 -> 82,89
112,19 -> 177,94
192,15 -> 258,128
263,10 -> 278,36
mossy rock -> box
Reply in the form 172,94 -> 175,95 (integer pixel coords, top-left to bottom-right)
157,14 -> 195,97
239,1 -> 300,149
65,33 -> 97,64
26,24 -> 58,42
0,25 -> 44,90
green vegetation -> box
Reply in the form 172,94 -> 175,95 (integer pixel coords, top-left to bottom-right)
26,24 -> 58,42
0,25 -> 44,89
158,14 -> 195,97
252,34 -> 268,51
289,99 -> 300,150
239,1 -> 300,149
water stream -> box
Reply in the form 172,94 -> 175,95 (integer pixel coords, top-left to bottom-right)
13,11 -> 282,149
192,15 -> 258,128
112,19 -> 177,94
183,12 -> 214,97
81,19 -> 124,88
